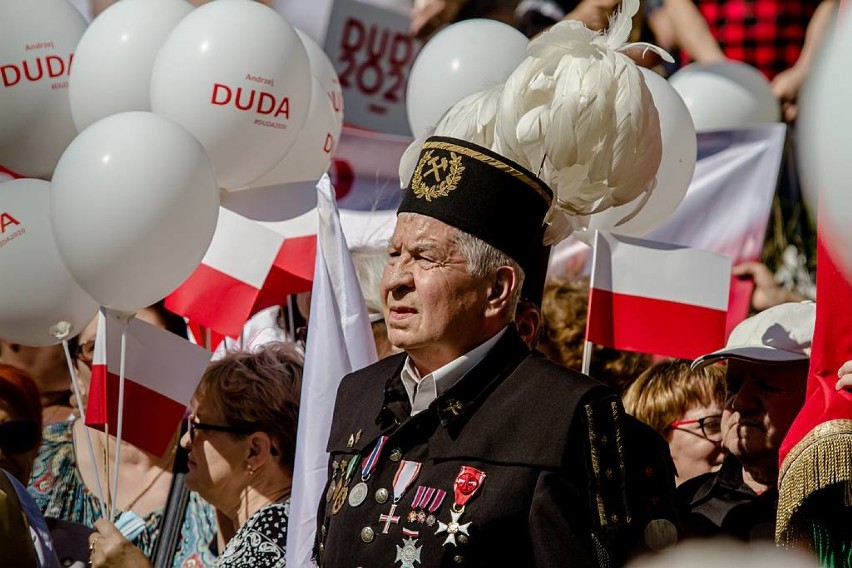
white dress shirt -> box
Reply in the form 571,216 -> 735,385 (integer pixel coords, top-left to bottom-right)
400,327 -> 508,415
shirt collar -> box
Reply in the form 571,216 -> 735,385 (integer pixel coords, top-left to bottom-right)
400,327 -> 508,415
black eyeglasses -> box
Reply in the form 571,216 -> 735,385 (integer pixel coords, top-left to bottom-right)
0,420 -> 40,455
669,414 -> 723,442
186,416 -> 278,456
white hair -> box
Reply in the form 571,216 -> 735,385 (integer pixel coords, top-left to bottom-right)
451,227 -> 524,318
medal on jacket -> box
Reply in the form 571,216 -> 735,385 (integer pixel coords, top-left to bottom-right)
395,528 -> 423,568
380,460 -> 422,534
436,466 -> 486,546
407,486 -> 447,524
331,455 -> 361,515
326,460 -> 341,503
349,435 -> 388,508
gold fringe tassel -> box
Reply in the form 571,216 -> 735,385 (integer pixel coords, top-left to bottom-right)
776,419 -> 852,547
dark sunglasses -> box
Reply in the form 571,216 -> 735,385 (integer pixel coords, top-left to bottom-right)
186,417 -> 278,456
0,420 -> 40,455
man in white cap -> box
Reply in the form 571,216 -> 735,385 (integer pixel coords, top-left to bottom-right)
677,301 -> 815,541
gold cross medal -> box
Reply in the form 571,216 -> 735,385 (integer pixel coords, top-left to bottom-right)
395,528 -> 423,568
435,466 -> 486,546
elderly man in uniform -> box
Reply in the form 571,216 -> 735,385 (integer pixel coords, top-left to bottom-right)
315,135 -> 678,567
678,301 -> 815,541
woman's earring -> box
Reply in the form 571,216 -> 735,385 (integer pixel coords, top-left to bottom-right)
247,463 -> 255,477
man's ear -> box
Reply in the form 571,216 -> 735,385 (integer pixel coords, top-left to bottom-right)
485,266 -> 518,316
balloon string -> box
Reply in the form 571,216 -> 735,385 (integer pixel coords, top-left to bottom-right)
110,321 -> 129,521
61,340 -> 108,520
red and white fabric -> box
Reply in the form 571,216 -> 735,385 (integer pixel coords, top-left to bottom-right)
586,231 -> 732,360
551,124 -> 787,336
86,311 -> 212,456
166,207 -> 316,338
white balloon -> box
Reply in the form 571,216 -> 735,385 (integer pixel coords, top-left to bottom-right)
151,0 -> 312,189
406,19 -> 528,139
0,179 -> 99,345
0,0 -> 87,179
69,0 -> 193,132
296,28 -> 344,133
247,78 -> 339,188
50,112 -> 219,313
800,8 -> 852,278
587,69 -> 697,238
669,60 -> 780,132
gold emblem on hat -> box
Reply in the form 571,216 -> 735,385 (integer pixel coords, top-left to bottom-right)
411,150 -> 465,201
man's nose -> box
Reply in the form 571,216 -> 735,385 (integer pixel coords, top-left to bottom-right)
730,379 -> 760,413
383,259 -> 414,292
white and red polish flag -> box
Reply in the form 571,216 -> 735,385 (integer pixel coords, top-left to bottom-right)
165,207 -> 316,338
86,311 -> 212,457
586,231 -> 732,360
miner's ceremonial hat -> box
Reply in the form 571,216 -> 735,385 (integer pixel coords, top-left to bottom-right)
398,136 -> 552,301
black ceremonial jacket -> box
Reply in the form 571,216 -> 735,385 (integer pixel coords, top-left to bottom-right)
316,328 -> 678,567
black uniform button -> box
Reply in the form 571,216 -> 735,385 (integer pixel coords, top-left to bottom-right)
605,468 -> 614,479
610,513 -> 619,523
375,488 -> 389,503
457,534 -> 469,545
390,448 -> 403,461
361,526 -> 375,543
453,555 -> 464,565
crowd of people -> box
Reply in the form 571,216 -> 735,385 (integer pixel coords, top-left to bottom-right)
1,0 -> 848,567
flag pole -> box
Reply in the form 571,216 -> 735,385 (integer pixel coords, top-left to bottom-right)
109,313 -> 134,521
61,339 -> 108,520
582,230 -> 602,376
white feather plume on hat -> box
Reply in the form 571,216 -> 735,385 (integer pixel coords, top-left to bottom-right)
400,0 -> 671,244
499,0 -> 671,243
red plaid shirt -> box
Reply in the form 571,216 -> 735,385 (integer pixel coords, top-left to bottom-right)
687,0 -> 820,79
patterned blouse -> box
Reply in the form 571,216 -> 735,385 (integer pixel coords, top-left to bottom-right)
27,420 -> 218,568
217,501 -> 289,568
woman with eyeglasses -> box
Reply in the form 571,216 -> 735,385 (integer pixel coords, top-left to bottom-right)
623,359 -> 727,485
0,363 -> 60,567
87,341 -> 303,568
27,302 -> 218,567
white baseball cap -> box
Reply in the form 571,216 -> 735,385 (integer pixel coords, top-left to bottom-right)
691,301 -> 815,370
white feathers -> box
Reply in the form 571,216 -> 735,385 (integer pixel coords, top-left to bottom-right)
434,85 -> 504,149
411,9 -> 670,244
496,15 -> 666,244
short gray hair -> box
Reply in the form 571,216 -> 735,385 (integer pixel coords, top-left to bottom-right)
451,227 -> 524,318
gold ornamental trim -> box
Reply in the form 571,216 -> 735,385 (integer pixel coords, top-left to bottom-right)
411,149 -> 465,202
421,140 -> 552,205
776,419 -> 852,547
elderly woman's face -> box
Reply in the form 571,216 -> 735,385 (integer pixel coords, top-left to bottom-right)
0,401 -> 38,483
180,397 -> 248,510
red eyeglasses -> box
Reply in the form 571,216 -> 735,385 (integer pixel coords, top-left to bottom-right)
669,414 -> 723,441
